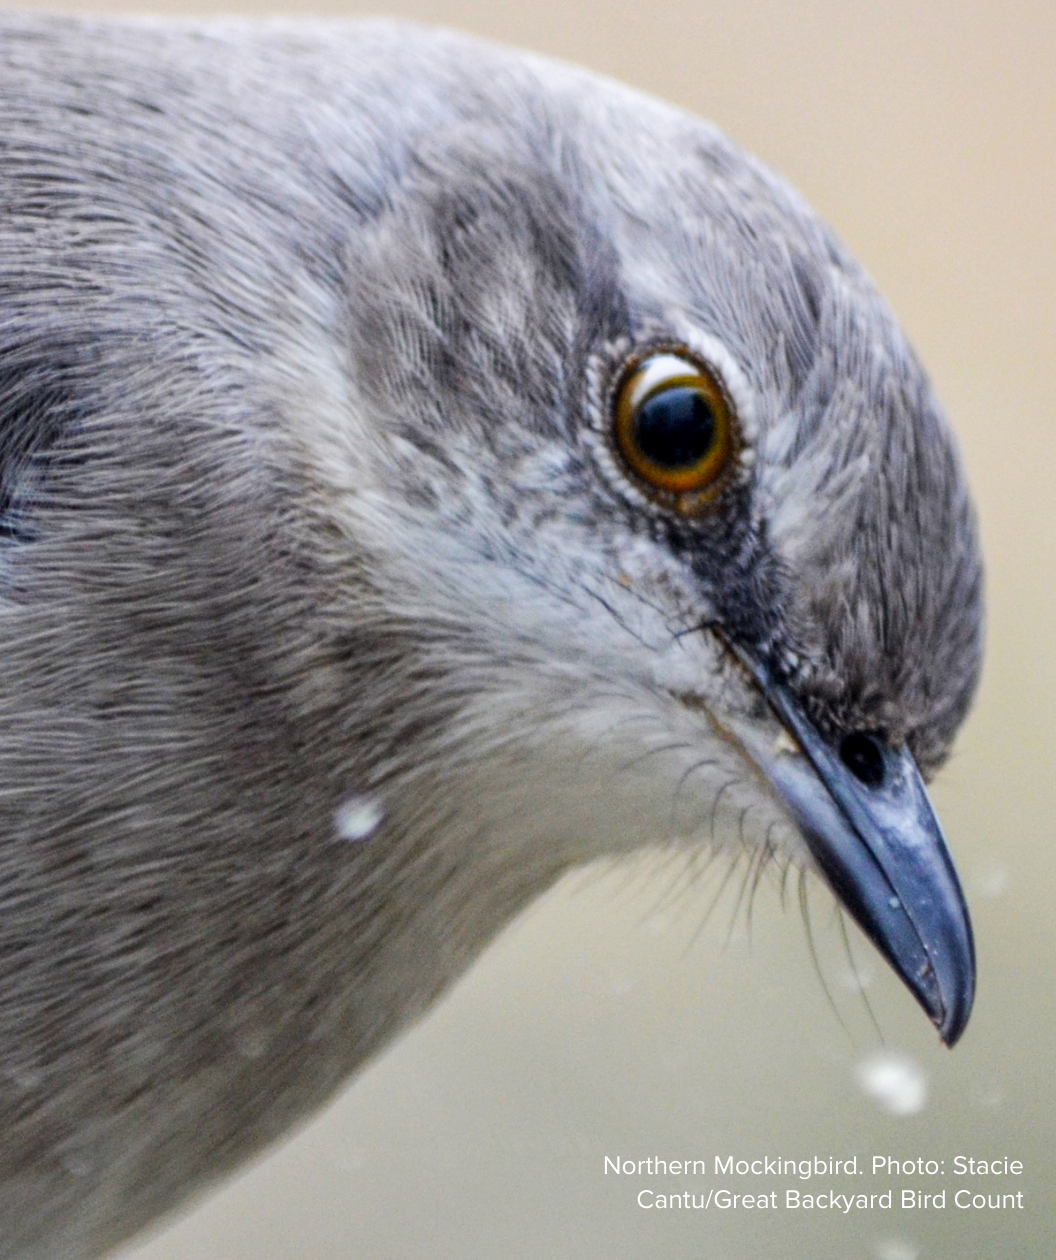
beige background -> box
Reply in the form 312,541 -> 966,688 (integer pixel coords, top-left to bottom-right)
11,1 -> 1054,1256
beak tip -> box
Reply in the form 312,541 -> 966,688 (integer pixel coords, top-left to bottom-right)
938,1014 -> 964,1048
917,926 -> 974,1047
935,975 -> 975,1048
939,1016 -> 967,1049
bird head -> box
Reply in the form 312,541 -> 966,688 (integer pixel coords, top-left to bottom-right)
296,44 -> 983,1045
0,22 -> 987,1255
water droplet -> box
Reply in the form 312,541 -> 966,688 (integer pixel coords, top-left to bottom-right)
334,795 -> 384,842
888,895 -> 901,910
837,960 -> 877,991
974,1084 -> 1004,1111
641,911 -> 676,936
874,1239 -> 920,1260
972,862 -> 1008,899
855,1050 -> 928,1116
335,1144 -> 369,1173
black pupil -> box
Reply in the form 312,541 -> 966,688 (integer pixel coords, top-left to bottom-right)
635,386 -> 716,469
839,732 -> 885,788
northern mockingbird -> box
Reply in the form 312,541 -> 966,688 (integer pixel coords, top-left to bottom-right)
0,15 -> 983,1258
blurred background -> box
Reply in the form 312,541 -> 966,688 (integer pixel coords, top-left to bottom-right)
13,1 -> 1054,1256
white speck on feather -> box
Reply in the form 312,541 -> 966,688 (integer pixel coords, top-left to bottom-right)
60,1151 -> 93,1179
3,1066 -> 42,1093
334,795 -> 384,842
856,1050 -> 928,1116
235,1028 -> 269,1061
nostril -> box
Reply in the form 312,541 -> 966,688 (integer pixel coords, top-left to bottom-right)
839,732 -> 886,787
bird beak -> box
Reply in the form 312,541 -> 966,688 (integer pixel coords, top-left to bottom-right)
725,650 -> 975,1046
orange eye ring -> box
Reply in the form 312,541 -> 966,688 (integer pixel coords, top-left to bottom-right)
612,351 -> 736,512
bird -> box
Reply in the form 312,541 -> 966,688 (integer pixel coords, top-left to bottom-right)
0,14 -> 983,1259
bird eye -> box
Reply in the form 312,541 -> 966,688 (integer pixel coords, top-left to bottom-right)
612,351 -> 736,510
